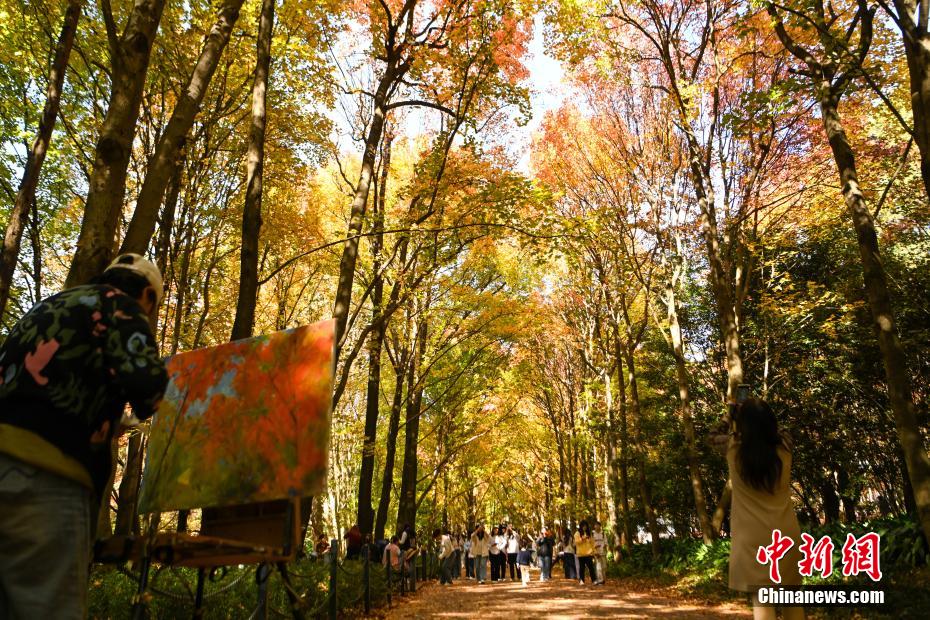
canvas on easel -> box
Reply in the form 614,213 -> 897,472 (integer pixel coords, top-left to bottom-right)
138,318 -> 335,514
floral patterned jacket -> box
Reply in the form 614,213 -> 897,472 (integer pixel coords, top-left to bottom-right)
0,284 -> 167,495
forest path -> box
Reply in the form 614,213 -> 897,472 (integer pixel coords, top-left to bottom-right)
383,573 -> 751,619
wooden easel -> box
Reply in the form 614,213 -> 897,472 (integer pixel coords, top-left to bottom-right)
95,320 -> 334,619
95,498 -> 306,619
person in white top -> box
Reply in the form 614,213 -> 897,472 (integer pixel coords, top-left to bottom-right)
470,525 -> 490,584
561,528 -> 577,580
435,528 -> 455,585
491,526 -> 507,582
505,526 -> 521,580
592,520 -> 607,585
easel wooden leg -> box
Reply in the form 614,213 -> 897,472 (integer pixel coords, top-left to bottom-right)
130,555 -> 152,620
276,562 -> 304,620
255,563 -> 271,620
193,567 -> 206,619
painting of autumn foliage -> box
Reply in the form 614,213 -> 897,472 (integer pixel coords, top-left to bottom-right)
138,319 -> 334,513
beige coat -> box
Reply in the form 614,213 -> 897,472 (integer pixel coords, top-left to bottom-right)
727,437 -> 802,592
470,532 -> 490,556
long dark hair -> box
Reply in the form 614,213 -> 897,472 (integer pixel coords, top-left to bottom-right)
735,398 -> 784,493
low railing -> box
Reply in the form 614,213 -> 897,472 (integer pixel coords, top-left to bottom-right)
107,539 -> 448,618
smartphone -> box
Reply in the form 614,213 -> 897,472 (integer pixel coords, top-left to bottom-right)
736,384 -> 751,404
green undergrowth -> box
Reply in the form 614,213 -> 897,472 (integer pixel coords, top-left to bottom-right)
606,516 -> 929,618
88,555 -> 396,619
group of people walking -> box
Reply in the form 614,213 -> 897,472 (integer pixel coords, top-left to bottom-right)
368,396 -> 805,620
382,519 -> 611,587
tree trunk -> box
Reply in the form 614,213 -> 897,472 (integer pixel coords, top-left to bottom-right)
96,439 -> 120,537
603,367 -> 624,549
711,480 -> 732,532
374,351 -> 408,540
230,0 -> 274,339
170,221 -> 194,354
28,200 -> 41,303
820,475 -> 841,524
626,347 -> 660,558
819,90 -> 930,544
66,0 -> 166,287
332,67 -> 397,358
120,0 -> 245,256
396,316 -> 427,530
667,282 -> 715,542
837,467 -> 858,523
357,133 -> 392,536
311,494 -> 324,540
114,433 -> 144,535
665,61 -> 745,399
154,148 -> 184,276
893,0 -> 930,200
0,0 -> 81,318
614,336 -> 634,550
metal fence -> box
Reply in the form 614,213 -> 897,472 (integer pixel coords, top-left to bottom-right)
120,539 -> 445,619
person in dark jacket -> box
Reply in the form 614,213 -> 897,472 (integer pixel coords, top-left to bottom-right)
536,528 -> 555,581
344,524 -> 363,560
517,542 -> 534,586
0,253 -> 168,619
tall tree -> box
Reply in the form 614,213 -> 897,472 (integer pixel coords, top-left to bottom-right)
356,130 -> 392,535
120,0 -> 247,257
769,0 -> 930,544
0,0 -> 81,320
330,0 -> 519,359
231,0 -> 276,340
65,0 -> 166,287
396,310 -> 429,529
884,0 -> 930,199
604,0 -> 752,399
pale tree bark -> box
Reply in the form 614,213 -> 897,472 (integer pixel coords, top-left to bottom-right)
231,0 -> 275,340
614,0 -> 746,399
888,0 -> 930,199
66,0 -> 166,287
665,278 -> 714,542
625,347 -> 660,558
0,0 -> 81,319
602,364 -> 626,550
120,0 -> 246,256
769,0 -> 930,545
614,342 -> 634,550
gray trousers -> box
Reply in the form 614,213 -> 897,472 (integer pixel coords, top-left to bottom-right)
0,452 -> 93,619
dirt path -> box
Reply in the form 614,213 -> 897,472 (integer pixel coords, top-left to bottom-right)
384,575 -> 752,619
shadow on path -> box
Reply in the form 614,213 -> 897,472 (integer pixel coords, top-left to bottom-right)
385,576 -> 751,619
